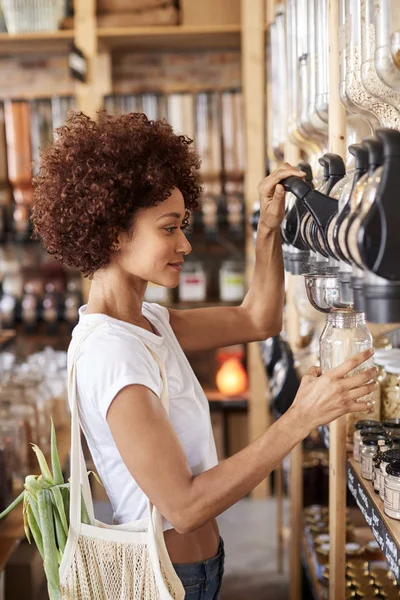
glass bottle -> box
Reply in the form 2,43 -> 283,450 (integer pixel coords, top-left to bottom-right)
320,310 -> 380,441
374,0 -> 400,92
360,437 -> 378,480
353,419 -> 381,462
361,0 -> 400,127
384,460 -> 400,519
373,438 -> 392,493
178,260 -> 207,303
219,259 -> 245,302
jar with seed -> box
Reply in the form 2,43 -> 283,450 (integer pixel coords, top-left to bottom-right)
379,449 -> 400,501
373,438 -> 393,493
361,436 -> 379,480
381,367 -> 400,421
374,0 -> 400,92
353,419 -> 381,461
384,460 -> 400,519
361,0 -> 400,129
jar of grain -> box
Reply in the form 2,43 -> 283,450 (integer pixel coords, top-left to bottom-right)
381,367 -> 400,421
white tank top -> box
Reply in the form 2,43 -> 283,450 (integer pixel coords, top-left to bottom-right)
68,302 -> 218,531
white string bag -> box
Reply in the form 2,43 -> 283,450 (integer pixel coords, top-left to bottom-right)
59,322 -> 185,600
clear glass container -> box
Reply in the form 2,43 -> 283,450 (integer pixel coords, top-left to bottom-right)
346,0 -> 400,128
268,8 -> 286,161
320,310 -> 380,440
338,171 -> 370,264
339,0 -> 375,132
384,461 -> 400,519
307,0 -> 328,144
379,449 -> 400,500
362,0 -> 400,128
195,92 -> 222,180
375,0 -> 400,92
361,437 -> 378,480
178,260 -> 207,303
381,366 -> 400,421
373,438 -> 393,493
353,418 -> 381,461
219,259 -> 245,302
315,0 -> 329,125
326,173 -> 356,261
348,164 -> 384,270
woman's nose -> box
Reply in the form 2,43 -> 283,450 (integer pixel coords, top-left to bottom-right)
178,229 -> 192,256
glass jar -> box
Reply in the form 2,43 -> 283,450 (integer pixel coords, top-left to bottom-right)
320,310 -> 380,441
373,438 -> 393,493
219,260 -> 245,302
307,0 -> 328,143
178,260 -> 207,302
353,419 -> 381,461
361,437 -> 379,479
345,0 -> 396,128
379,449 -> 400,500
375,0 -> 400,92
361,0 -> 400,127
268,9 -> 286,162
339,0 -> 375,132
384,460 -> 400,519
380,367 -> 400,421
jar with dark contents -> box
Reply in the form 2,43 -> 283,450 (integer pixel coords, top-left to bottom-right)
373,438 -> 393,493
359,430 -> 387,461
383,419 -> 400,438
353,420 -> 381,461
379,449 -> 400,501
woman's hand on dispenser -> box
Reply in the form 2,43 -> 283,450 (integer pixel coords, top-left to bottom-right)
289,349 -> 378,433
258,163 -> 306,230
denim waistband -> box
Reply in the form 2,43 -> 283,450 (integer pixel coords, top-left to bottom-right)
172,537 -> 225,583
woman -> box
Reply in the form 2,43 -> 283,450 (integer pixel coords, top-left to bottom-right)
32,111 -> 377,599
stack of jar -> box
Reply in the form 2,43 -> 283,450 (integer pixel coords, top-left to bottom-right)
353,418 -> 400,521
0,346 -> 68,514
321,560 -> 399,600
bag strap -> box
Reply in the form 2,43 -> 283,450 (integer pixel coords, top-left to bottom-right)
68,321 -> 170,534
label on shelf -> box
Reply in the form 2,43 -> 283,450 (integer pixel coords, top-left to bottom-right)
347,460 -> 400,582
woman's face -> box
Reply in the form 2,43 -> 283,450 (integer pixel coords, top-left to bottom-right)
115,187 -> 192,288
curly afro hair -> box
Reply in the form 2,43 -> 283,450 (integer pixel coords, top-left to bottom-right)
32,111 -> 202,277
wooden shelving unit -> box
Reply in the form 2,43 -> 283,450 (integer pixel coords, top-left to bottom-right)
98,24 -> 241,52
301,535 -> 323,600
0,30 -> 74,55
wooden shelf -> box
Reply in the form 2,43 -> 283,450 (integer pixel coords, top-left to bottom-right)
0,30 -> 74,55
347,457 -> 400,583
0,424 -> 70,574
97,24 -> 241,52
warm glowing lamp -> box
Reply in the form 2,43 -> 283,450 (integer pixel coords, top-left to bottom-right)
216,357 -> 248,397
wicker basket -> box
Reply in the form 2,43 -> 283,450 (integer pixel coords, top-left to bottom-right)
1,0 -> 65,33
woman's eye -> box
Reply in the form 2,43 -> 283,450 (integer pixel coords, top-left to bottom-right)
164,227 -> 177,233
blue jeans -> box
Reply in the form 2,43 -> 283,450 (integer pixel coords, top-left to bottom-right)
172,538 -> 225,599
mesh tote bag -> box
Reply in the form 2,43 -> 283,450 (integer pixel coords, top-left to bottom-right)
59,322 -> 185,600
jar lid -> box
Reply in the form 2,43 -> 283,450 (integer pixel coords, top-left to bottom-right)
386,461 -> 400,477
385,364 -> 400,375
315,533 -> 330,545
383,419 -> 400,429
345,542 -> 363,556
381,449 -> 400,462
355,420 -> 380,430
360,427 -> 385,437
362,437 -> 379,446
362,433 -> 387,443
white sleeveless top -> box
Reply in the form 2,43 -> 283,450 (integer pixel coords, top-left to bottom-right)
68,302 -> 218,531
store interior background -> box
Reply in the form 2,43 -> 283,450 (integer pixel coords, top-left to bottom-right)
1,0 -> 400,599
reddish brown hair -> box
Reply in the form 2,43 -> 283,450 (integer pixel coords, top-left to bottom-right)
32,111 -> 202,277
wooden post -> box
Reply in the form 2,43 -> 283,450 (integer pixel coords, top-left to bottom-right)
73,0 -> 112,302
276,461 -> 284,573
328,1 -> 347,599
289,442 -> 303,600
241,0 -> 270,499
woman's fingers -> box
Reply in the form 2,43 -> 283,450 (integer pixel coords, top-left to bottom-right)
306,366 -> 322,378
342,367 -> 378,390
347,399 -> 376,413
345,381 -> 378,402
329,349 -> 374,379
258,166 -> 306,197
